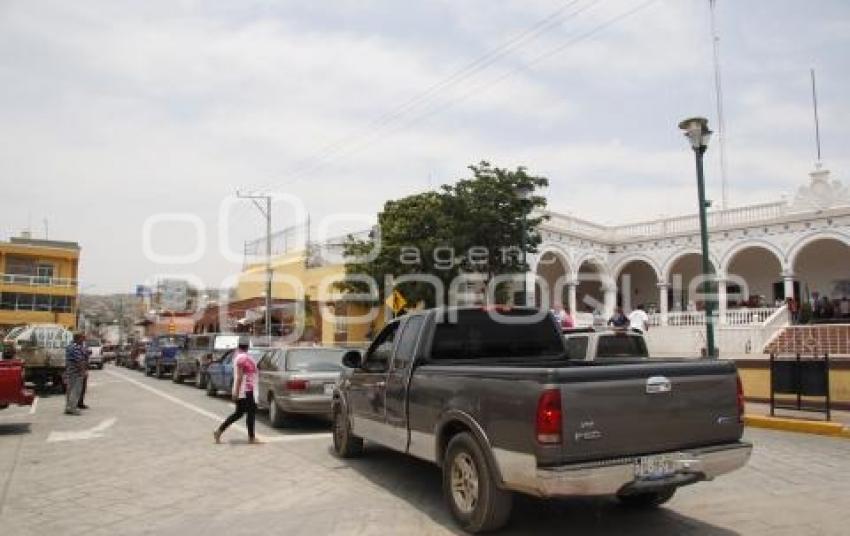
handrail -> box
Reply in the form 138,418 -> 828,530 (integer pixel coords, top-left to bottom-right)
1,274 -> 78,288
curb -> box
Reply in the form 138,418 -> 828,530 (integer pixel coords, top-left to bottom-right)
745,414 -> 850,438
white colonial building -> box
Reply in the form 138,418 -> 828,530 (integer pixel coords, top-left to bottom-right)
530,165 -> 850,357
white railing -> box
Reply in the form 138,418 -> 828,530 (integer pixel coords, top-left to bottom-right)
649,307 -> 781,328
2,274 -> 78,288
724,307 -> 779,325
541,200 -> 790,242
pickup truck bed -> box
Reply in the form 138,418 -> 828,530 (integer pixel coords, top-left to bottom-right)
333,307 -> 750,533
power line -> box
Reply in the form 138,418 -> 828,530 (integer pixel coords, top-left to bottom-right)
279,0 -> 662,177
237,0 -> 605,198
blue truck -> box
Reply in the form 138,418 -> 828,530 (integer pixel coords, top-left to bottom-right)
144,335 -> 188,379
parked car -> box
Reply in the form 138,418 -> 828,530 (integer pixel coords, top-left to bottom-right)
86,338 -> 104,369
563,327 -> 649,360
256,346 -> 346,427
143,335 -> 187,378
101,344 -> 118,363
0,358 -> 35,410
205,347 -> 269,397
174,333 -> 240,387
332,307 -> 751,533
2,323 -> 71,390
122,341 -> 147,369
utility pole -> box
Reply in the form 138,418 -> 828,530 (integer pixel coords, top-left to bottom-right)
709,0 -> 729,210
811,68 -> 822,164
237,191 -> 273,340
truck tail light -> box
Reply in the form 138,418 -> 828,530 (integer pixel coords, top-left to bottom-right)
736,374 -> 745,424
536,389 -> 562,444
286,379 -> 308,391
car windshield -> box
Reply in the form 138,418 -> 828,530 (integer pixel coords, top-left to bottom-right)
286,348 -> 344,372
595,334 -> 649,358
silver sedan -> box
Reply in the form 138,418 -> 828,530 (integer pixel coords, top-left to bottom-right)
256,346 -> 346,428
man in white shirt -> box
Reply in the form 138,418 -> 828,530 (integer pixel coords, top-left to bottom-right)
628,304 -> 650,333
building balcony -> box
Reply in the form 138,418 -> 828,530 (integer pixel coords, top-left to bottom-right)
1,274 -> 78,288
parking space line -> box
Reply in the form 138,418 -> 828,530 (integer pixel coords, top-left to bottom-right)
104,368 -> 329,443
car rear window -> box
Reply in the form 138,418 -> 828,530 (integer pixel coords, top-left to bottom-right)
564,336 -> 589,359
286,349 -> 344,372
596,334 -> 649,358
430,309 -> 564,360
214,335 -> 239,350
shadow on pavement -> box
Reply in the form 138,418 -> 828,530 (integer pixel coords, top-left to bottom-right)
259,413 -> 332,435
341,444 -> 740,535
0,423 -> 32,436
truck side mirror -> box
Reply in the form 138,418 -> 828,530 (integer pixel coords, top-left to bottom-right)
341,350 -> 362,369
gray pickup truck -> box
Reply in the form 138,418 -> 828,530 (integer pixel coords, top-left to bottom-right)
333,307 -> 751,533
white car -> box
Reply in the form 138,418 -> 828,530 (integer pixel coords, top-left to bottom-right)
86,339 -> 104,369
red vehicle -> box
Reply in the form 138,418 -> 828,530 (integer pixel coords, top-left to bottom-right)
0,359 -> 35,410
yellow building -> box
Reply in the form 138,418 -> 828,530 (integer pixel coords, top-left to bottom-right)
0,235 -> 80,331
236,249 -> 382,346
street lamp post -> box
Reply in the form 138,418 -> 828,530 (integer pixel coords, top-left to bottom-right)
679,117 -> 716,358
514,184 -> 533,306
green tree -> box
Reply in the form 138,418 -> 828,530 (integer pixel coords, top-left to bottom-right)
338,161 -> 548,307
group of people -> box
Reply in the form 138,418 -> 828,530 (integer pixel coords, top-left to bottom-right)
550,304 -> 650,333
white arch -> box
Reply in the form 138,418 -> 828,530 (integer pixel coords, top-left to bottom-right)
532,243 -> 573,276
611,254 -> 663,281
721,239 -> 787,274
787,230 -> 850,270
661,248 -> 720,282
574,252 -> 611,277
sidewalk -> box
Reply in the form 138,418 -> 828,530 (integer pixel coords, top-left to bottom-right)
745,401 -> 850,438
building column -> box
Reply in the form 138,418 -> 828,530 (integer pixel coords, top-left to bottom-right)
657,282 -> 669,326
603,285 -> 617,318
717,277 -> 728,325
567,281 -> 578,317
783,273 -> 796,301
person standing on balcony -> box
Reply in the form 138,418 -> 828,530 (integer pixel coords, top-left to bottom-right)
787,297 -> 799,324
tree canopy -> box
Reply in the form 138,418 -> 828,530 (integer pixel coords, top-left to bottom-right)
338,161 -> 548,307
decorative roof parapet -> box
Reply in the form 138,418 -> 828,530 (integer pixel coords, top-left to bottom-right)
789,165 -> 850,213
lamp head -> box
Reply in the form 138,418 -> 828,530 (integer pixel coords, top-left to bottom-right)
678,116 -> 712,150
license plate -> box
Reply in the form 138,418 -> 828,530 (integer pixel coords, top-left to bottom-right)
634,455 -> 677,480
324,383 -> 335,395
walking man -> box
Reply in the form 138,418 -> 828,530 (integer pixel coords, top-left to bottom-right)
214,338 -> 260,444
64,333 -> 87,416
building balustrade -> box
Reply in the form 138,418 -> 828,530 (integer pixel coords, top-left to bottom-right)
1,273 -> 78,288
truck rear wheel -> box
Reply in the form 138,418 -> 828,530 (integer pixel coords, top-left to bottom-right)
442,432 -> 512,533
332,406 -> 363,458
171,367 -> 182,383
155,363 -> 164,378
617,488 -> 676,508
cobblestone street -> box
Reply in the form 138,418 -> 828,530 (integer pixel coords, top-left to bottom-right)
0,366 -> 848,535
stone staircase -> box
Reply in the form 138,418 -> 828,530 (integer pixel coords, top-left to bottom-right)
763,324 -> 850,356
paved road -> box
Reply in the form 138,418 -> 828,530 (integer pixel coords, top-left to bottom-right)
1,365 -> 848,535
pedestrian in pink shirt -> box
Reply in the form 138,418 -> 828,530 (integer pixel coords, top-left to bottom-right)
214,338 -> 261,444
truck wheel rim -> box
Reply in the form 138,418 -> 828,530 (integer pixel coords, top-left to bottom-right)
450,452 -> 479,514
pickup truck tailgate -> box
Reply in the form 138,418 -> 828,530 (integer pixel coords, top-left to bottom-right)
556,361 -> 742,464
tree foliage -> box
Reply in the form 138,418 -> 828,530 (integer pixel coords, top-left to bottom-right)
337,161 -> 548,307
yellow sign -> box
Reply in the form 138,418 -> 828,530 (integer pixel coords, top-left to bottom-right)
386,290 -> 407,314
168,322 -> 176,334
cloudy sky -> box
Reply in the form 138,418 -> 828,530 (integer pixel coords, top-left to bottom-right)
1,0 -> 848,293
